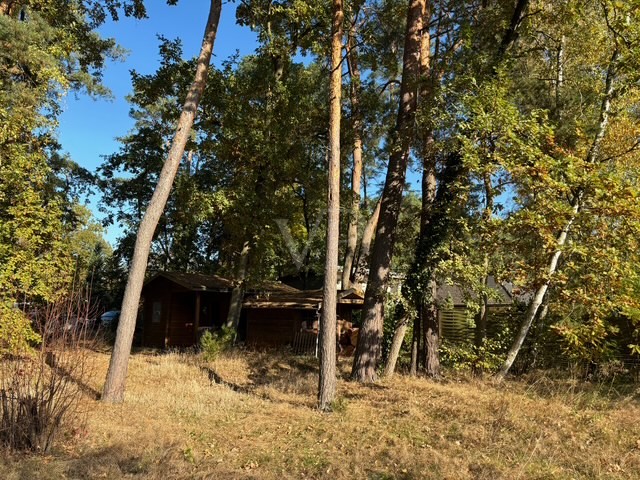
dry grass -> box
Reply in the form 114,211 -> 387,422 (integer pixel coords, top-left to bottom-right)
1,348 -> 639,479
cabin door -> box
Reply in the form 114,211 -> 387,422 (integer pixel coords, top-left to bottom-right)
168,292 -> 196,347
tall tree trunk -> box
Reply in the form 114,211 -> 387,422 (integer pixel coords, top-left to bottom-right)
475,173 -> 494,350
351,0 -> 425,383
422,280 -> 440,377
318,0 -> 343,411
225,240 -> 250,330
475,262 -> 489,349
101,0 -> 222,403
341,27 -> 363,291
383,317 -> 409,378
496,48 -> 618,380
410,0 -> 438,376
553,34 -> 565,118
410,309 -> 421,376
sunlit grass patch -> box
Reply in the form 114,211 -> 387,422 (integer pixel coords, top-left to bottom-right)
1,348 -> 639,479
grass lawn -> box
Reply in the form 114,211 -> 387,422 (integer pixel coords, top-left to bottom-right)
1,349 -> 639,479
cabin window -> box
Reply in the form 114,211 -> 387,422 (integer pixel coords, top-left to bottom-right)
152,301 -> 162,323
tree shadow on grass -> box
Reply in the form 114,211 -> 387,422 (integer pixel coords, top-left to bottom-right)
45,353 -> 101,400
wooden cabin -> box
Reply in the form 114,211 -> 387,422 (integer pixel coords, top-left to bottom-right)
140,272 -> 363,350
141,272 -> 234,348
241,289 -> 364,348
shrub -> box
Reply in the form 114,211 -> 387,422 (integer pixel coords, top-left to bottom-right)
0,291 -> 94,452
199,326 -> 236,362
440,338 -> 506,373
0,302 -> 41,355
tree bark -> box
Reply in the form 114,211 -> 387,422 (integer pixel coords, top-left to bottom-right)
422,281 -> 440,377
411,0 -> 437,376
410,309 -> 420,376
496,48 -> 618,380
318,0 -> 343,411
475,266 -> 489,349
475,173 -> 494,350
352,197 -> 381,286
351,0 -> 425,383
383,317 -> 409,378
101,0 -> 222,403
497,0 -> 530,59
341,27 -> 363,291
225,240 -> 250,330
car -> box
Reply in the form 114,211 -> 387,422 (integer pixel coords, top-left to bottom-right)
100,310 -> 120,329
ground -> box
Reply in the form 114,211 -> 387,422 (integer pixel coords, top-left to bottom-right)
1,349 -> 640,479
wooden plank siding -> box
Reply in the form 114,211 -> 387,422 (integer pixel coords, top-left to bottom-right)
141,274 -> 232,348
439,306 -> 515,345
245,308 -> 303,347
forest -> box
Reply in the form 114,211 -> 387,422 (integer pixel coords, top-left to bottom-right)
1,0 -> 640,478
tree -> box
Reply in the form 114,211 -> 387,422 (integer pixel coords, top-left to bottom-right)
352,0 -> 425,382
495,0 -> 640,378
1,1 -> 143,351
318,0 -> 343,412
341,2 -> 363,291
102,0 -> 222,403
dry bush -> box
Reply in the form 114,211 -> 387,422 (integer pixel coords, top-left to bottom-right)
0,290 -> 96,452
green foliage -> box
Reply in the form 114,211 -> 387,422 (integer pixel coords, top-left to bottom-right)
552,317 -> 620,364
440,337 -> 511,374
199,327 -> 236,362
0,2 -> 131,352
0,303 -> 41,355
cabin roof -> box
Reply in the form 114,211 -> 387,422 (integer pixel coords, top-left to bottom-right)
437,276 -> 513,307
243,288 -> 364,309
145,271 -> 234,292
144,272 -> 305,295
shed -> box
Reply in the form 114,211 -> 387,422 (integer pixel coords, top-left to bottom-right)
141,272 -> 233,348
241,289 -> 364,348
437,277 -> 515,343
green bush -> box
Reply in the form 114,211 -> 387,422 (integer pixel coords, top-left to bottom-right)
199,326 -> 236,362
440,338 -> 506,373
0,302 -> 41,355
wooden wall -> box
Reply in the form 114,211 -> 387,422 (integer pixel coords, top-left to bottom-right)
245,308 -> 304,347
142,277 -> 231,348
142,277 -> 178,348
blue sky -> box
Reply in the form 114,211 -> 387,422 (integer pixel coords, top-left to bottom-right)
57,1 -> 422,245
57,1 -> 258,244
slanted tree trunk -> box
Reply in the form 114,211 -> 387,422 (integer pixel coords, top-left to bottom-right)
225,240 -> 250,330
101,0 -> 222,403
352,198 -> 381,285
383,316 -> 409,378
496,48 -> 618,380
341,25 -> 364,291
497,0 -> 531,59
352,0 -> 425,383
318,0 -> 343,411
